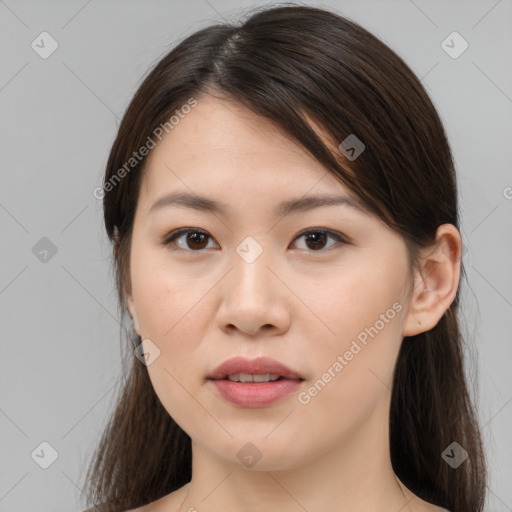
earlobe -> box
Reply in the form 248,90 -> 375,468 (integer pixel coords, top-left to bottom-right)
127,296 -> 141,336
402,224 -> 461,337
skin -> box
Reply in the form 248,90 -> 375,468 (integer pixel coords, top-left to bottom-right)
125,94 -> 461,512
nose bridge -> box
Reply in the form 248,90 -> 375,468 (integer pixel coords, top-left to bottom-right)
231,234 -> 274,297
235,234 -> 268,268
215,233 -> 288,335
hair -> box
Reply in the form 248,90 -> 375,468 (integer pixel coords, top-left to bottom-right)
81,3 -> 487,511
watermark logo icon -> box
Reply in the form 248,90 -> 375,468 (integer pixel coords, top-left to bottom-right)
441,441 -> 468,468
236,236 -> 263,264
338,134 -> 365,161
31,32 -> 59,59
441,32 -> 468,59
32,237 -> 58,263
31,441 -> 59,469
134,338 -> 161,366
237,442 -> 262,468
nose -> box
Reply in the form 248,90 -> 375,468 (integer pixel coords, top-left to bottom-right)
215,244 -> 292,338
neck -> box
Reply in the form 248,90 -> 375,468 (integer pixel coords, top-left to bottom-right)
175,399 -> 424,512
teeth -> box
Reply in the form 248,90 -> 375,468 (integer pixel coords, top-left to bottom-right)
227,372 -> 281,383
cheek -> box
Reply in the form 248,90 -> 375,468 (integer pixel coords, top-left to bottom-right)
136,287 -> 212,436
130,237 -> 408,452
298,260 -> 406,414
300,258 -> 405,349
129,251 -> 213,402
296,312 -> 404,447
130,245 -> 201,338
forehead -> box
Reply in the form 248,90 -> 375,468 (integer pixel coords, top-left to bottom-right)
140,94 -> 358,210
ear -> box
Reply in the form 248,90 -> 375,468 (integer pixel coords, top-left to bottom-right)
402,224 -> 462,336
126,294 -> 142,337
115,228 -> 140,336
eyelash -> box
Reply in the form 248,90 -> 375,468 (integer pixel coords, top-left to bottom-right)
162,227 -> 348,253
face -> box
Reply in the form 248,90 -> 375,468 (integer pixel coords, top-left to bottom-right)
126,94 -> 414,471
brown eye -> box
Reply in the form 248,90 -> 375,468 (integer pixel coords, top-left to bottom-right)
291,228 -> 346,252
163,227 -> 347,253
164,229 -> 217,251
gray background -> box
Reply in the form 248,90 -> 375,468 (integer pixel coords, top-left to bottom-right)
0,0 -> 510,510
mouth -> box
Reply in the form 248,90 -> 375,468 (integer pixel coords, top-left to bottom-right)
209,373 -> 305,385
207,358 -> 305,408
219,373 -> 303,383
207,356 -> 305,382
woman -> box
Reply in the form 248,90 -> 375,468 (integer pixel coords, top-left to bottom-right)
82,4 -> 487,512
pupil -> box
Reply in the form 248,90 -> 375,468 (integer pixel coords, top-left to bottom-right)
307,232 -> 326,250
185,232 -> 327,250
188,232 -> 207,249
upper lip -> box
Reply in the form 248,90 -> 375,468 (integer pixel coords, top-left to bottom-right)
208,356 -> 304,380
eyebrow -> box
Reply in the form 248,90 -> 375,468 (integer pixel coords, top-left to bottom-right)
149,191 -> 369,217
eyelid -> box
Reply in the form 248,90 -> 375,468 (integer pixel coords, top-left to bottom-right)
162,227 -> 349,252
295,227 -> 347,243
163,228 -> 216,250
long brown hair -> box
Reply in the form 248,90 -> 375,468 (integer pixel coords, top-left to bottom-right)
81,4 -> 487,511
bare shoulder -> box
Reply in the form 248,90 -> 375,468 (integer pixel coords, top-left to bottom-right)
80,484 -> 190,512
83,484 -> 188,512
412,501 -> 451,512
130,482 -> 191,512
399,493 -> 451,512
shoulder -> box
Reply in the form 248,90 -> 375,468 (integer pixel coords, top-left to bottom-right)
79,483 -> 190,512
81,506 -> 146,512
408,502 -> 452,512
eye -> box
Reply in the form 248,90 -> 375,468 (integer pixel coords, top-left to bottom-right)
162,227 -> 347,252
163,228 -> 218,251
291,228 -> 347,252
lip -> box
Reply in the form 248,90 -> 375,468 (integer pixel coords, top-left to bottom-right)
207,356 -> 304,408
207,356 -> 304,381
209,379 -> 303,408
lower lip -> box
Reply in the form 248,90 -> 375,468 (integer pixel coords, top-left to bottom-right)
209,378 -> 303,408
